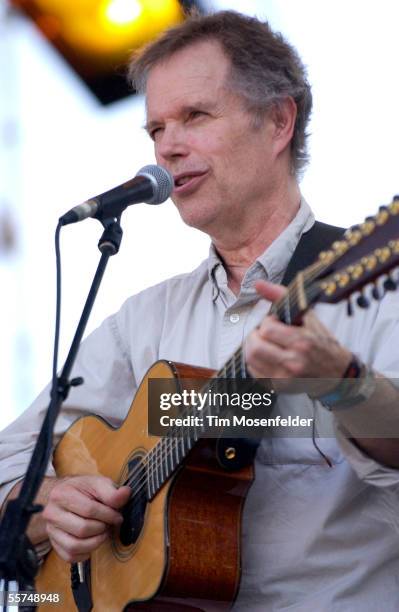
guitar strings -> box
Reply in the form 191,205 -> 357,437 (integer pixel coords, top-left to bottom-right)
121,259 -> 328,500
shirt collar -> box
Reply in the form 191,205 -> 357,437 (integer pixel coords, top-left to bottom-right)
207,197 -> 315,299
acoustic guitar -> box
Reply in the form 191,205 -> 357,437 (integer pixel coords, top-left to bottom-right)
36,199 -> 399,611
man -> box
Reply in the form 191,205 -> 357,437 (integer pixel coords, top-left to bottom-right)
1,10 -> 399,610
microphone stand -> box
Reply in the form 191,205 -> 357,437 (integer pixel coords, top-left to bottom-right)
0,217 -> 123,610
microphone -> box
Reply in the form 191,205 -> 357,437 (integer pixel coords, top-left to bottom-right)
59,165 -> 174,226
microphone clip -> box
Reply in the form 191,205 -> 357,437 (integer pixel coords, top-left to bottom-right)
98,218 -> 123,255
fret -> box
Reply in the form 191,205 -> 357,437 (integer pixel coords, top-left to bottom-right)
165,439 -> 170,478
174,434 -> 180,465
159,442 -> 166,483
164,441 -> 170,477
233,347 -> 241,376
221,364 -> 228,397
154,445 -> 160,491
163,443 -> 171,481
284,290 -> 291,324
229,353 -> 236,378
148,452 -> 155,498
239,346 -> 247,378
186,435 -> 193,451
229,353 -> 238,394
145,457 -> 151,498
159,440 -> 165,483
296,271 -> 308,311
167,438 -> 175,473
180,434 -> 186,457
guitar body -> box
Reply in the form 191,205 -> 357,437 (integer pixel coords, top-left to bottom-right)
36,361 -> 254,611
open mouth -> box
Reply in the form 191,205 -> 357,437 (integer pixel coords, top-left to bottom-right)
173,171 -> 208,194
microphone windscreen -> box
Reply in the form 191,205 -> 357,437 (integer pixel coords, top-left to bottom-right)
137,165 -> 174,204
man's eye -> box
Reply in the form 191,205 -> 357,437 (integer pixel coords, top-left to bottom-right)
188,110 -> 205,120
150,127 -> 163,140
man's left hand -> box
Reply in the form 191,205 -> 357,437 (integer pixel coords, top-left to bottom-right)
245,280 -> 352,394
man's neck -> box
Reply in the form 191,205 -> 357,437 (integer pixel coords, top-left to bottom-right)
213,185 -> 301,295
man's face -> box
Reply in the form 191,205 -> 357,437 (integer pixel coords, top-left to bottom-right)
145,40 -> 279,236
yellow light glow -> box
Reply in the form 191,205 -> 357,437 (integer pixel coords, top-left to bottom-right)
29,0 -> 185,63
105,0 -> 142,26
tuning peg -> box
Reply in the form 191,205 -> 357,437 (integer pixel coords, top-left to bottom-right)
346,300 -> 354,317
383,276 -> 397,291
389,199 -> 399,214
356,294 -> 370,309
376,207 -> 390,225
371,284 -> 382,301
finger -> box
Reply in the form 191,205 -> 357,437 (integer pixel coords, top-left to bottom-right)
246,334 -> 298,376
43,505 -> 112,539
50,537 -> 91,564
258,317 -> 309,349
72,476 -> 131,510
50,482 -> 125,526
47,524 -> 109,563
302,310 -> 330,334
108,485 -> 131,509
255,280 -> 287,303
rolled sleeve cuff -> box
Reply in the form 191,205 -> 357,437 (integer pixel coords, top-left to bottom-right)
335,422 -> 399,486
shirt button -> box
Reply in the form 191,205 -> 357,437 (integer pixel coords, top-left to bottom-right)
229,313 -> 240,324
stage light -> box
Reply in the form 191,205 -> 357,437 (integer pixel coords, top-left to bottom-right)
105,0 -> 142,25
10,0 -> 205,104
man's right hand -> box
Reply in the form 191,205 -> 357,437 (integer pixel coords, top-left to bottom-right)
42,475 -> 131,563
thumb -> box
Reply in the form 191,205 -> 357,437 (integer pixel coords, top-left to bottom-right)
255,280 -> 287,303
111,485 -> 131,508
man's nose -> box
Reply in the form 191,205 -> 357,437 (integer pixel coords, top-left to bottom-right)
155,124 -> 189,162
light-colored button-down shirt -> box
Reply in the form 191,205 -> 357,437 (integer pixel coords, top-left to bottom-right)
1,199 -> 399,610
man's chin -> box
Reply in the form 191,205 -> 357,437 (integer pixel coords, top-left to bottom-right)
176,206 -> 215,234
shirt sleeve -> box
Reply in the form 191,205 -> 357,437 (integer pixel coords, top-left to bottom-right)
335,423 -> 399,486
333,289 -> 399,486
0,311 -> 136,509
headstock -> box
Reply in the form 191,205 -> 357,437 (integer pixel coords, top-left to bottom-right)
274,196 -> 399,324
315,197 -> 399,278
316,238 -> 399,306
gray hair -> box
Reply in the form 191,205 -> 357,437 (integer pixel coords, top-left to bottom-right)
128,10 -> 312,176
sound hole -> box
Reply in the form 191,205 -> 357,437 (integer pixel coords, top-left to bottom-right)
119,456 -> 148,547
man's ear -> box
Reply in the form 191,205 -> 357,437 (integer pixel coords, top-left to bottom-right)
270,96 -> 297,156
